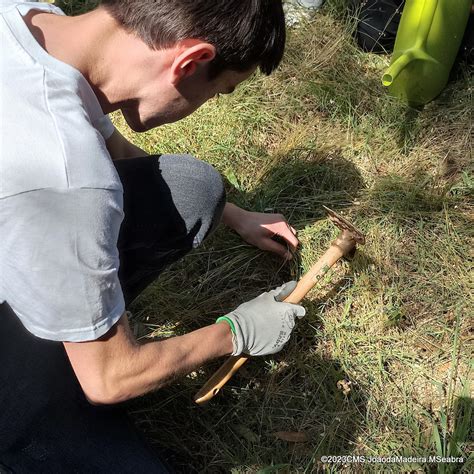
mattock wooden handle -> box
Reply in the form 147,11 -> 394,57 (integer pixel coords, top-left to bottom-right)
194,207 -> 365,405
194,244 -> 346,405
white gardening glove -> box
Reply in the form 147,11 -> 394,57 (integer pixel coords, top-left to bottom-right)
216,281 -> 305,356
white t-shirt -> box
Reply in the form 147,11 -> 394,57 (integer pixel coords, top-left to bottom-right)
0,1 -> 126,341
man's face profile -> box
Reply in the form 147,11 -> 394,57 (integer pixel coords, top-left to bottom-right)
121,61 -> 256,133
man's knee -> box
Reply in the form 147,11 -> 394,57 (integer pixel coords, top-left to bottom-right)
159,154 -> 226,247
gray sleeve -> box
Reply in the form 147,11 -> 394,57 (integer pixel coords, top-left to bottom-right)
1,187 -> 125,342
93,115 -> 115,140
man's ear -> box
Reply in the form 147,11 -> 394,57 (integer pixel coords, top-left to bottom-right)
170,42 -> 216,85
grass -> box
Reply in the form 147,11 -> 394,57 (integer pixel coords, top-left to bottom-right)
58,1 -> 473,472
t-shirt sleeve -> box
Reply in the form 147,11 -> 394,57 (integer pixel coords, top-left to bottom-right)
1,187 -> 125,342
93,115 -> 115,140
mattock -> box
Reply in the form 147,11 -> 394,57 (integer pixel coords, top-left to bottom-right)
194,206 -> 366,405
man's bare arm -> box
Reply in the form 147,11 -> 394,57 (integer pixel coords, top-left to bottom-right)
106,127 -> 148,160
64,313 -> 233,405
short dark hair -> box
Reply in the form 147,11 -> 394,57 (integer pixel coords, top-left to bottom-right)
100,0 -> 286,78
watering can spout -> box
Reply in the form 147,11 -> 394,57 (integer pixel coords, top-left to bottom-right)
382,49 -> 438,87
382,51 -> 414,87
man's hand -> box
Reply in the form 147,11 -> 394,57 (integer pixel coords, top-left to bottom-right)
64,282 -> 304,405
222,203 -> 299,260
218,281 -> 305,356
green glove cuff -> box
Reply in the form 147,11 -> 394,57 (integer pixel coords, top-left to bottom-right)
215,316 -> 236,335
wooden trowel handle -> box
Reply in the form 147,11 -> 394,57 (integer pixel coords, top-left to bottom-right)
194,243 -> 345,404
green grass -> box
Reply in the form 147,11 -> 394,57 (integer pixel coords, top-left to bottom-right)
59,1 -> 472,472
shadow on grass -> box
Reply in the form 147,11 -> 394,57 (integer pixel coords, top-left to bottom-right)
127,353 -> 367,473
451,396 -> 473,473
398,106 -> 423,155
366,172 -> 445,214
126,151 -> 470,471
230,152 -> 365,224
426,395 -> 474,473
363,168 -> 472,233
126,151 -> 370,471
450,396 -> 473,473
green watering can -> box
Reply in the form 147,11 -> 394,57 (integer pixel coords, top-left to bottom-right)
382,0 -> 472,105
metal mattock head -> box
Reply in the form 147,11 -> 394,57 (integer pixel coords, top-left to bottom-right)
322,206 -> 366,245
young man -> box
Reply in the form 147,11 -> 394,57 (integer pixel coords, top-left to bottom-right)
0,0 -> 305,471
